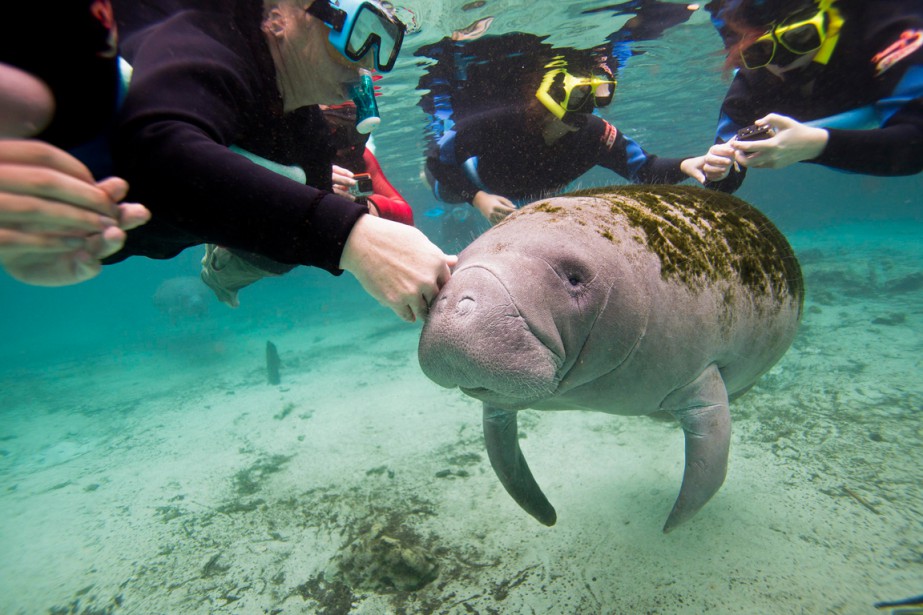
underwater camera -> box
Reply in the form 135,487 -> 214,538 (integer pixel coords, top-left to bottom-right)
349,173 -> 374,197
736,123 -> 775,141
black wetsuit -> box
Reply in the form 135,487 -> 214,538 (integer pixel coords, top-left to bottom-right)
1,1 -> 120,168
426,106 -> 686,204
708,0 -> 923,192
106,8 -> 366,273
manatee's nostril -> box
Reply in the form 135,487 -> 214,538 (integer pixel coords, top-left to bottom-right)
457,296 -> 476,315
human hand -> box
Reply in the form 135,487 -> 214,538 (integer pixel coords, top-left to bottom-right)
0,63 -> 55,138
681,142 -> 738,183
331,165 -> 381,215
472,191 -> 517,225
339,214 -> 457,322
0,140 -> 151,286
731,114 -> 828,170
331,164 -> 357,200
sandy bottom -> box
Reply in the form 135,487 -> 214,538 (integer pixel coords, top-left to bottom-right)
0,224 -> 920,615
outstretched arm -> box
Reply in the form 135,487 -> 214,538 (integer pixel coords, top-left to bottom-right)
681,141 -> 739,184
595,119 -> 689,184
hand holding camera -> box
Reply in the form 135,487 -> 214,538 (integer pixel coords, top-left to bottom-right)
730,121 -> 777,171
348,173 -> 374,197
332,165 -> 374,199
331,167 -> 378,215
731,114 -> 828,169
735,123 -> 775,142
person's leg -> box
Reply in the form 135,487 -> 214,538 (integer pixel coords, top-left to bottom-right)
200,245 -> 295,308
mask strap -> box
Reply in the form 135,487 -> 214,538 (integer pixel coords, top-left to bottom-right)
307,0 -> 346,31
812,3 -> 843,65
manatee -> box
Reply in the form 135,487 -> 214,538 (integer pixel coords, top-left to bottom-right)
153,276 -> 210,323
418,185 -> 803,532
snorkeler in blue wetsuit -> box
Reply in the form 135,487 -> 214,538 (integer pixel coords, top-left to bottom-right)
682,0 -> 923,192
424,55 -> 688,224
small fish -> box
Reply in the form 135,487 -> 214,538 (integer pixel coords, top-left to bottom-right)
462,0 -> 487,10
424,206 -> 446,218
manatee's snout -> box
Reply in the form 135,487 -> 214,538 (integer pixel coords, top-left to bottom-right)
419,266 -> 560,407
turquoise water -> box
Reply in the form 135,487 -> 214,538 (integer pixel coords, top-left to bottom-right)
1,2 -> 922,613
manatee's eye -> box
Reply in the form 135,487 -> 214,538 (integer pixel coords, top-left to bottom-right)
554,259 -> 591,293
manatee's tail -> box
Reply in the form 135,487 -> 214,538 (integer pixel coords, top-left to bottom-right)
662,364 -> 732,533
483,404 -> 557,526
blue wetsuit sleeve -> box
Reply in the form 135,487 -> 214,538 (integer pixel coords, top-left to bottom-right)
813,67 -> 923,176
704,111 -> 747,193
595,120 -> 688,184
425,130 -> 483,203
703,78 -> 750,194
809,4 -> 923,175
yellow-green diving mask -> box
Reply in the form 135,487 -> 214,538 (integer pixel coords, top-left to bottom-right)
535,58 -> 616,123
740,0 -> 843,69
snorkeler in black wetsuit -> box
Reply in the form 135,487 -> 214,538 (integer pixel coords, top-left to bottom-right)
686,0 -> 923,192
422,48 -> 687,224
426,103 -> 683,204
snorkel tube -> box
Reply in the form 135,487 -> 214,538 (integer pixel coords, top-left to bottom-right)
307,0 -> 405,133
350,69 -> 380,134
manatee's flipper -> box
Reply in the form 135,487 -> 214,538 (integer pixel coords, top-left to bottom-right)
661,364 -> 731,533
482,404 -> 557,526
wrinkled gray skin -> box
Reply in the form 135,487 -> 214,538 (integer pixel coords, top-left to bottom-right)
418,186 -> 803,532
153,276 -> 210,323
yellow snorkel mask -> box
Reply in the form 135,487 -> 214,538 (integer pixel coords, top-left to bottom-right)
535,58 -> 617,124
739,0 -> 843,69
